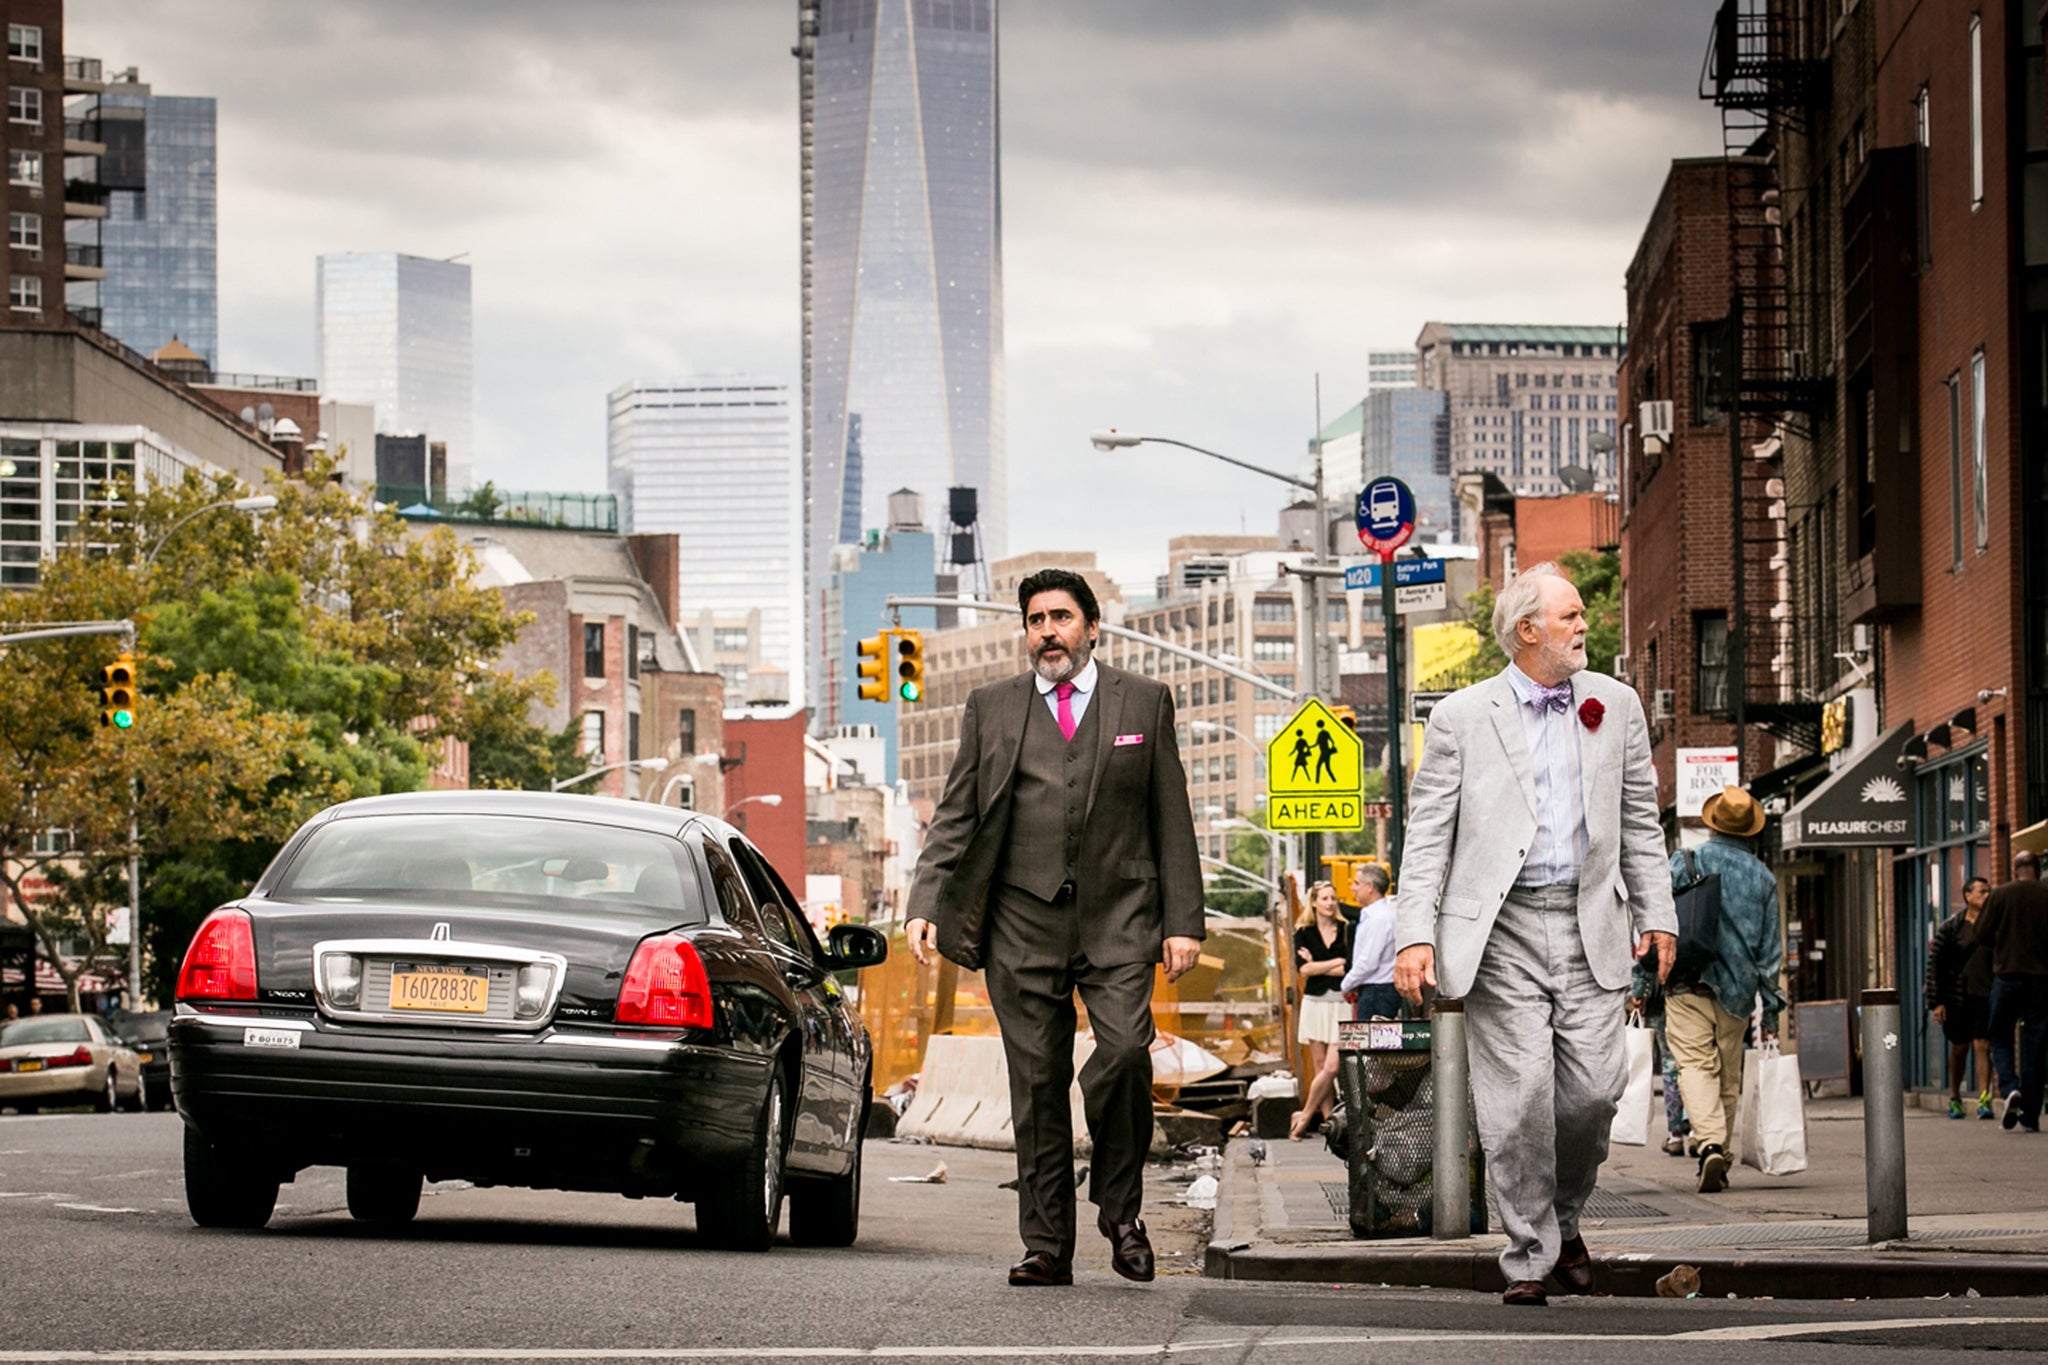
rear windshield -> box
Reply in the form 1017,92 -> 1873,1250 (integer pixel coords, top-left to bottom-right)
107,1010 -> 169,1043
0,1017 -> 89,1047
271,813 -> 706,921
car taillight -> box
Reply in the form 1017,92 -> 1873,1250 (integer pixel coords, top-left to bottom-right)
615,934 -> 712,1029
177,908 -> 258,1002
45,1046 -> 93,1069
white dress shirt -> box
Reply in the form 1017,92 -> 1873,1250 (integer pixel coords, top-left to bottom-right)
1341,895 -> 1399,991
1034,657 -> 1098,729
1503,663 -> 1590,888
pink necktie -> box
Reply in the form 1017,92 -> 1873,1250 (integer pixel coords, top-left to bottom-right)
1056,681 -> 1077,742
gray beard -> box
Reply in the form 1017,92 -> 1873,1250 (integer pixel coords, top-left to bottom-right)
1535,640 -> 1587,680
1033,644 -> 1089,684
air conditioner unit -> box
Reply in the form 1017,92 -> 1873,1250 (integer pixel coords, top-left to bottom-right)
1652,689 -> 1676,722
1852,623 -> 1873,652
1639,400 -> 1674,442
1611,652 -> 1630,682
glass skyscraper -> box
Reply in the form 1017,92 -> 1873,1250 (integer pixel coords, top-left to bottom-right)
608,376 -> 799,692
795,0 -> 1005,702
316,253 -> 475,495
95,72 -> 217,365
1362,389 -> 1453,541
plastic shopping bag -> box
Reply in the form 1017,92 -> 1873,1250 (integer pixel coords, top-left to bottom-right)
1608,1013 -> 1655,1147
1737,1039 -> 1809,1176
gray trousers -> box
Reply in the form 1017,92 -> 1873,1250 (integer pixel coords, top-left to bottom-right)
984,880 -> 1156,1262
1464,884 -> 1628,1284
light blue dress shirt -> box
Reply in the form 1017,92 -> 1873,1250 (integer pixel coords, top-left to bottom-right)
1341,895 -> 1399,991
1034,657 -> 1098,729
1503,663 -> 1590,888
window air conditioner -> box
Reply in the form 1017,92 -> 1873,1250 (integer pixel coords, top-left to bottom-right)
1639,400 -> 1674,442
1652,689 -> 1676,722
1611,652 -> 1630,682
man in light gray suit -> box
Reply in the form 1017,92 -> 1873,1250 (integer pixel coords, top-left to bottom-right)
1395,563 -> 1676,1306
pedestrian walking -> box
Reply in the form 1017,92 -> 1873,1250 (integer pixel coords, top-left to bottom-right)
1341,862 -> 1401,1022
1926,875 -> 1997,1119
1394,563 -> 1677,1306
905,568 -> 1204,1288
1976,850 -> 2048,1132
1287,880 -> 1352,1140
1646,785 -> 1785,1195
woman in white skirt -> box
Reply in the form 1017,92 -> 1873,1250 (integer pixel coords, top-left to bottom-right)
1289,880 -> 1352,1139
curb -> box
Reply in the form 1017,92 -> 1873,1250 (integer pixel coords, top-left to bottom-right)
1204,1147 -> 2048,1299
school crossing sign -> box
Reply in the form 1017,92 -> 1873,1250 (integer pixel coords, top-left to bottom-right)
1263,698 -> 1365,831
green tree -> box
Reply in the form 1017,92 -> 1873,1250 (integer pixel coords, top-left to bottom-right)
464,672 -> 586,791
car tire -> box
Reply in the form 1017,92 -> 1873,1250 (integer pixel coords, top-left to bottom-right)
697,1069 -> 786,1252
126,1069 -> 148,1113
96,1068 -> 116,1113
787,1099 -> 864,1248
182,1126 -> 278,1229
345,1166 -> 422,1224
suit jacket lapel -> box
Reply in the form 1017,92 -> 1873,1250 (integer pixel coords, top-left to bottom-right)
982,673 -> 1035,815
1083,664 -> 1126,816
1487,671 -> 1539,820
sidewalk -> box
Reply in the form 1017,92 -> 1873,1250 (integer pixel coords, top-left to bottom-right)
1206,1095 -> 2048,1298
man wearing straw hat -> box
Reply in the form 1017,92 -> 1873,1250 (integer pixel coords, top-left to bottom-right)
1651,784 -> 1784,1195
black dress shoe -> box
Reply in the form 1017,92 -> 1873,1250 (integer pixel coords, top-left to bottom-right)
1502,1279 -> 1548,1306
1008,1251 -> 1073,1286
1099,1216 -> 1155,1282
1552,1234 -> 1595,1296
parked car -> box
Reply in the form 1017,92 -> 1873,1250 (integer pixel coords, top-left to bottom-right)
106,1008 -> 173,1110
0,1013 -> 147,1113
169,790 -> 884,1249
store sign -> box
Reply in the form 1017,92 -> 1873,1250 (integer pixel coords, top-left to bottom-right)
1676,747 -> 1741,819
1781,724 -> 1916,848
1820,696 -> 1852,755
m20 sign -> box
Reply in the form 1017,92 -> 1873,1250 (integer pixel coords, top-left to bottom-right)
1356,477 -> 1416,559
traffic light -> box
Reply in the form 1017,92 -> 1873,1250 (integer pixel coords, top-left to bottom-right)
100,652 -> 137,730
894,629 -> 926,703
856,632 -> 890,703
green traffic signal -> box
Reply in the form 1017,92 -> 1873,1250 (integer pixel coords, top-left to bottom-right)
898,680 -> 921,703
100,652 -> 138,730
110,709 -> 133,729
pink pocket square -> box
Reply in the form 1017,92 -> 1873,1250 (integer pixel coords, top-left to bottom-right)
1113,733 -> 1145,747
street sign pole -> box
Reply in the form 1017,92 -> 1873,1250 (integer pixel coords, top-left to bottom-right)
1382,568 -> 1404,876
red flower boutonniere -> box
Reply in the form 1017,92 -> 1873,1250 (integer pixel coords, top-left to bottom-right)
1578,698 -> 1605,732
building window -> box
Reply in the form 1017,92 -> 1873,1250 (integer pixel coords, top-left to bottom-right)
7,211 -> 36,249
8,148 -> 39,186
7,24 -> 43,63
1969,15 -> 1984,207
1224,754 -> 1237,782
627,711 -> 640,764
1223,677 -> 1235,702
1916,86 -> 1933,270
1947,373 -> 1964,569
1692,320 -> 1728,426
583,622 -> 605,679
580,710 -> 605,758
678,708 -> 697,756
1254,713 -> 1286,743
7,85 -> 39,126
1695,613 -> 1731,716
712,627 -> 749,652
1252,597 -> 1292,623
1251,639 -> 1294,663
8,274 -> 39,312
626,624 -> 640,680
1971,350 -> 1988,553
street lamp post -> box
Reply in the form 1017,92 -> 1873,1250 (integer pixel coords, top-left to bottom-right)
550,755 -> 669,795
143,495 -> 278,568
724,792 -> 783,830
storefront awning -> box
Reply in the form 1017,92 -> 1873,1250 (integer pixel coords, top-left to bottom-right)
1780,723 -> 1916,849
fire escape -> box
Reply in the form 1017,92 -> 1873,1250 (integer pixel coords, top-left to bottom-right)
1701,0 -> 1830,758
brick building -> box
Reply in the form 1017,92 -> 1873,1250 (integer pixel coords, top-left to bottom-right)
724,707 -> 807,888
2,1 -> 81,332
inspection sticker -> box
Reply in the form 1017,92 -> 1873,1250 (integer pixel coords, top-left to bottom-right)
243,1027 -> 300,1050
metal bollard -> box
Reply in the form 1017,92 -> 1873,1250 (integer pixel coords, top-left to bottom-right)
1431,997 -> 1470,1240
1860,988 -> 1908,1243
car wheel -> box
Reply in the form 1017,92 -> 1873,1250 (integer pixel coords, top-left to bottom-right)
127,1069 -> 148,1114
345,1166 -> 423,1225
96,1068 -> 116,1113
787,1095 -> 864,1248
182,1126 -> 278,1229
697,1069 -> 786,1252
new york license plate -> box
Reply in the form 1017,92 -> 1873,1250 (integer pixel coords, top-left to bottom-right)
388,963 -> 490,1014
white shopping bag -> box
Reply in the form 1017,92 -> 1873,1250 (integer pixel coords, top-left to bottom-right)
1608,1013 -> 1655,1146
1737,1039 -> 1809,1176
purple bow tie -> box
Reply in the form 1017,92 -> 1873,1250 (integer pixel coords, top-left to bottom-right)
1529,682 -> 1573,714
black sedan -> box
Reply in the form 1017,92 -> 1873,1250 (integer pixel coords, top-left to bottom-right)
106,1008 -> 172,1110
169,790 -> 884,1251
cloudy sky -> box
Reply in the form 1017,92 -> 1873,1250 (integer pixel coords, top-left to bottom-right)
72,0 -> 1725,593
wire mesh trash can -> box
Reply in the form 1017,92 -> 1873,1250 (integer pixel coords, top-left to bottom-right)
1336,1017 -> 1487,1238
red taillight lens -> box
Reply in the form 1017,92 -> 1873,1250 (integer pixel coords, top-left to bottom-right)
615,934 -> 713,1029
45,1045 -> 92,1069
176,908 -> 258,1002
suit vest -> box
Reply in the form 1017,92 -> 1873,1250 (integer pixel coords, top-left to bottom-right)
995,684 -> 1101,902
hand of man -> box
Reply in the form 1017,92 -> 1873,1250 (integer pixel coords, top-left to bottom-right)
1163,936 -> 1202,982
905,917 -> 937,967
1635,929 -> 1676,984
1394,944 -> 1436,1007
1932,1004 -> 1947,1024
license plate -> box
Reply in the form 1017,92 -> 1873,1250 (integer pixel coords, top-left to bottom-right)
136,1052 -> 153,1063
388,963 -> 490,1014
16,1059 -> 41,1073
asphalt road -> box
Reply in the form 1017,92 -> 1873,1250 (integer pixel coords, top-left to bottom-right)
4,1108 -> 2047,1363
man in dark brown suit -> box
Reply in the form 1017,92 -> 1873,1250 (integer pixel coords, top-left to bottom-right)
905,567 -> 1204,1288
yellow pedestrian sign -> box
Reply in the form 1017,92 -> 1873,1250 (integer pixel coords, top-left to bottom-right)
1264,698 -> 1365,831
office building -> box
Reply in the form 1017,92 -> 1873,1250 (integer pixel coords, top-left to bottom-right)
316,251 -> 474,496
794,0 -> 1006,706
92,67 -> 215,364
1366,348 -> 1418,392
607,376 -> 798,696
1361,388 -> 1452,541
4,3 -> 83,332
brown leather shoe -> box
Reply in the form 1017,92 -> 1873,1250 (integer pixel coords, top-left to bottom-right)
1007,1250 -> 1073,1286
1553,1234 -> 1595,1295
1100,1216 -> 1155,1282
1502,1279 -> 1548,1306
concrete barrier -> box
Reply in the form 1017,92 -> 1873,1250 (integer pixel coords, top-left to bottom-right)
897,1032 -> 1100,1153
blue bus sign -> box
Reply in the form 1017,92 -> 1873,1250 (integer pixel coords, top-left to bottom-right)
1356,477 -> 1416,559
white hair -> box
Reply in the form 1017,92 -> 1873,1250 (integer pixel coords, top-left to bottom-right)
1492,562 -> 1568,659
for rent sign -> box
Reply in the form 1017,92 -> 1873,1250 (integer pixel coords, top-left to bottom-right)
1677,746 -> 1740,819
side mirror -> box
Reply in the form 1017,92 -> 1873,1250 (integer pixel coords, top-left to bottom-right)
825,924 -> 889,970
